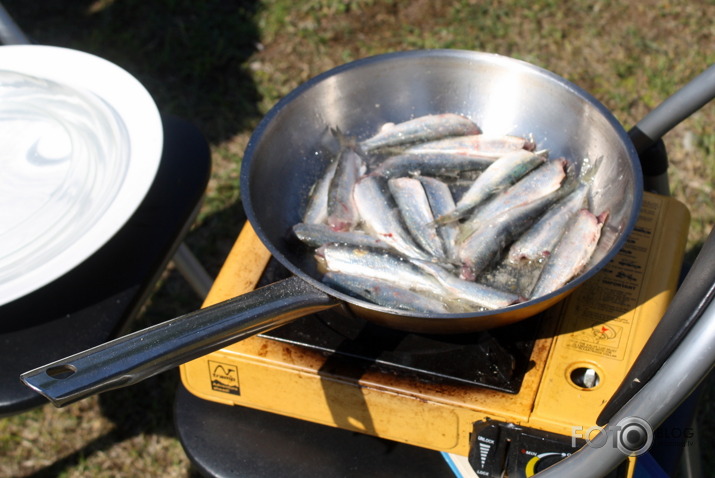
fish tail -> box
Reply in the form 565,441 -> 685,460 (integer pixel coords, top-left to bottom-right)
331,126 -> 362,151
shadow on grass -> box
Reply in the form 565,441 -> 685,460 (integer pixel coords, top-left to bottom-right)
3,0 -> 263,145
23,371 -> 206,478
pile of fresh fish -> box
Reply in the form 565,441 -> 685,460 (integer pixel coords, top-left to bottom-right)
292,113 -> 607,314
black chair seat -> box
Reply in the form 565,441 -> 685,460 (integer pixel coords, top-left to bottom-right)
173,383 -> 455,478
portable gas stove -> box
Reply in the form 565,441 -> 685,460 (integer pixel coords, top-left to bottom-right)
179,191 -> 688,477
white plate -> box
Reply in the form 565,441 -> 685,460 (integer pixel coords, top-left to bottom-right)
0,45 -> 163,305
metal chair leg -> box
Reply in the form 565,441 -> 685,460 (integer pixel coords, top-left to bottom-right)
173,243 -> 214,299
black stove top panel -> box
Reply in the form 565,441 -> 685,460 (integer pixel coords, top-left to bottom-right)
258,257 -> 540,394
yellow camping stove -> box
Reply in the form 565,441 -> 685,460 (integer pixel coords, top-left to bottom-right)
180,192 -> 689,477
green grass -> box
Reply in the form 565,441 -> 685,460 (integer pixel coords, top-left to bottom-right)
1,0 -> 714,475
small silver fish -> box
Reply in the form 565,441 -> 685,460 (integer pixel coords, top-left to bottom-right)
303,159 -> 339,225
292,222 -> 391,250
359,113 -> 481,152
529,209 -> 608,298
388,177 -> 446,260
326,145 -> 364,231
411,259 -> 524,310
418,176 -> 459,262
315,244 -> 442,294
352,175 -> 432,260
405,133 -> 535,157
435,149 -> 548,225
323,271 -> 449,313
370,153 -> 493,178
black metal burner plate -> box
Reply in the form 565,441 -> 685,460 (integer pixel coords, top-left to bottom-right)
257,257 -> 539,394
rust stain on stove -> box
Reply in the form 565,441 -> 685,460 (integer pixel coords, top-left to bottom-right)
256,342 -> 269,357
281,346 -> 295,364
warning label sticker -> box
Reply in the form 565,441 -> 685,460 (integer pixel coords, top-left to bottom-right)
567,322 -> 624,359
208,360 -> 240,396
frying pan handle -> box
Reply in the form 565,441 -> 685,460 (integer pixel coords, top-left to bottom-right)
20,276 -> 338,407
629,63 -> 715,155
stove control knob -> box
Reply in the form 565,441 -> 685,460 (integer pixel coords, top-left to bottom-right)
524,452 -> 569,476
